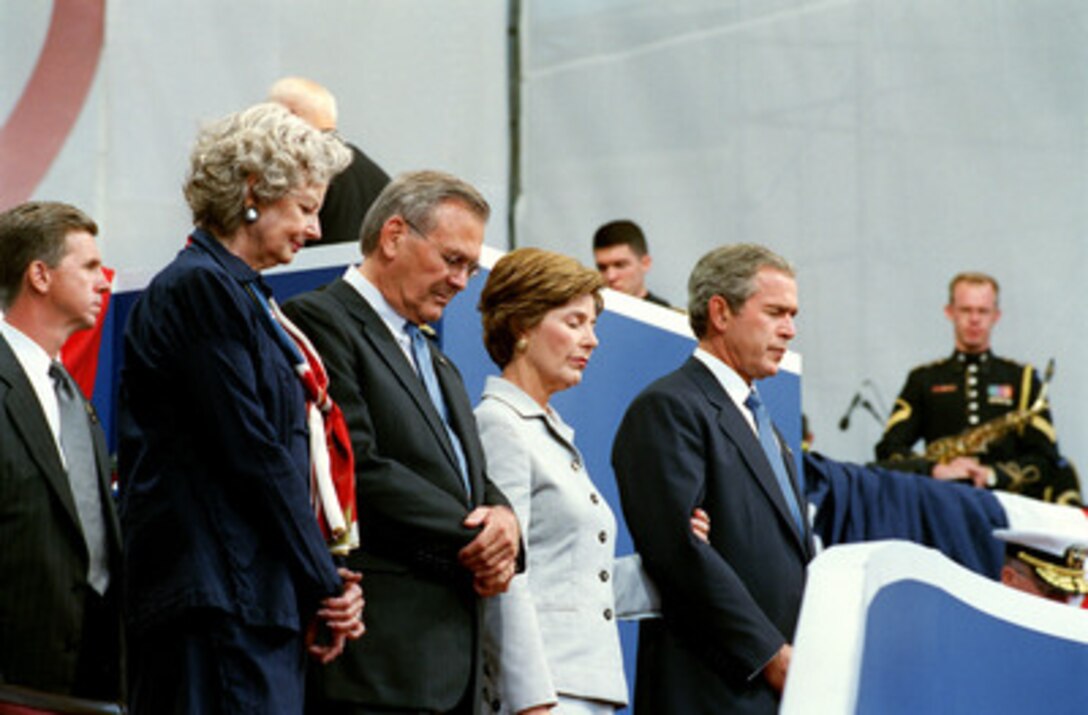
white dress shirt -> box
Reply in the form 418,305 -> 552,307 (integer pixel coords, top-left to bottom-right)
342,264 -> 416,369
694,347 -> 759,436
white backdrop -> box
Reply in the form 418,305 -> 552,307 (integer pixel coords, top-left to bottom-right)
517,0 -> 1088,479
1,0 -> 511,284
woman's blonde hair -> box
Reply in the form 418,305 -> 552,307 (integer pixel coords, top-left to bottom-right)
183,102 -> 351,235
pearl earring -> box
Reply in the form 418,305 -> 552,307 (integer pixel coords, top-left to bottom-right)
244,206 -> 259,223
515,337 -> 529,352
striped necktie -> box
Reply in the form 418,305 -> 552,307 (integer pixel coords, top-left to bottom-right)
50,361 -> 109,594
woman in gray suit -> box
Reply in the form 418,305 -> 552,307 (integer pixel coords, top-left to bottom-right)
475,248 -> 707,715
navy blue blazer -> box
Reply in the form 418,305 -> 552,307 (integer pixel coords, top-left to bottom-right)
117,230 -> 342,636
612,357 -> 814,715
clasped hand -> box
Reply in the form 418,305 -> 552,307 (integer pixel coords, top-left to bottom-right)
307,567 -> 365,664
459,505 -> 521,597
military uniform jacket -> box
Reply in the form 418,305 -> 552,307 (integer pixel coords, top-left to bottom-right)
875,350 -> 1080,504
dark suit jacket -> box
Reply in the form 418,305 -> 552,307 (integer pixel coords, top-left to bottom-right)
315,143 -> 391,246
0,335 -> 122,699
284,278 -> 514,712
612,357 -> 813,715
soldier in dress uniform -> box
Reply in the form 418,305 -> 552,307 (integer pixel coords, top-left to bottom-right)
875,271 -> 1081,505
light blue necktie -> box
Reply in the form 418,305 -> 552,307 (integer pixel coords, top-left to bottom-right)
744,387 -> 805,537
51,362 -> 110,594
405,323 -> 470,494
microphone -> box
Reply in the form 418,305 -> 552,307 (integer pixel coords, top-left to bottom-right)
859,398 -> 885,427
838,392 -> 862,431
861,378 -> 889,419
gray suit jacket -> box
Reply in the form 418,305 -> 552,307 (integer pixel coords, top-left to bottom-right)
0,334 -> 122,698
476,377 -> 627,712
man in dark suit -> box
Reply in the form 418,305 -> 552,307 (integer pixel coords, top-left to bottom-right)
284,170 -> 521,714
269,76 -> 391,246
612,243 -> 814,714
0,201 -> 122,701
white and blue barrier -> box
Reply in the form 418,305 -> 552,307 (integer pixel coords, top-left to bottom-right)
783,540 -> 1088,714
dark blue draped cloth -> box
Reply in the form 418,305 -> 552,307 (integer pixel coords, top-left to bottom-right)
804,452 -> 1008,579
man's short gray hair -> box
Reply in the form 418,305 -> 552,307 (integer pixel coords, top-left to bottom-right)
687,243 -> 794,337
359,170 -> 490,255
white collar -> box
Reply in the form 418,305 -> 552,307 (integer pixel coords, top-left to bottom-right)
693,347 -> 759,434
342,265 -> 416,365
480,375 -> 576,446
0,318 -> 62,446
0,318 -> 53,378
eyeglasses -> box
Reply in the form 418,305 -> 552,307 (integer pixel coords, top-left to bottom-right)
403,217 -> 481,279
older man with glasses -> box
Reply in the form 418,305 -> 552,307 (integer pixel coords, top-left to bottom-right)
284,170 -> 522,715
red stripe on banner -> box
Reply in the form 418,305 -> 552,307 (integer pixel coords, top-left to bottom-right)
0,0 -> 106,209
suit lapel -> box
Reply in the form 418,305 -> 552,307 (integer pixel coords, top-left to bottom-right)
774,426 -> 814,556
87,394 -> 123,556
683,358 -> 810,555
778,427 -> 813,543
0,336 -> 84,534
432,349 -> 484,504
327,281 -> 470,501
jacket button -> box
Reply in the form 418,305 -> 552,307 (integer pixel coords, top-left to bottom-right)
589,493 -> 600,505
571,460 -> 581,471
599,570 -> 610,582
598,531 -> 608,544
603,608 -> 613,621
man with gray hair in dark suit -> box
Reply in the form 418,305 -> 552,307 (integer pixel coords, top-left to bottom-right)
613,243 -> 813,714
285,170 -> 521,714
